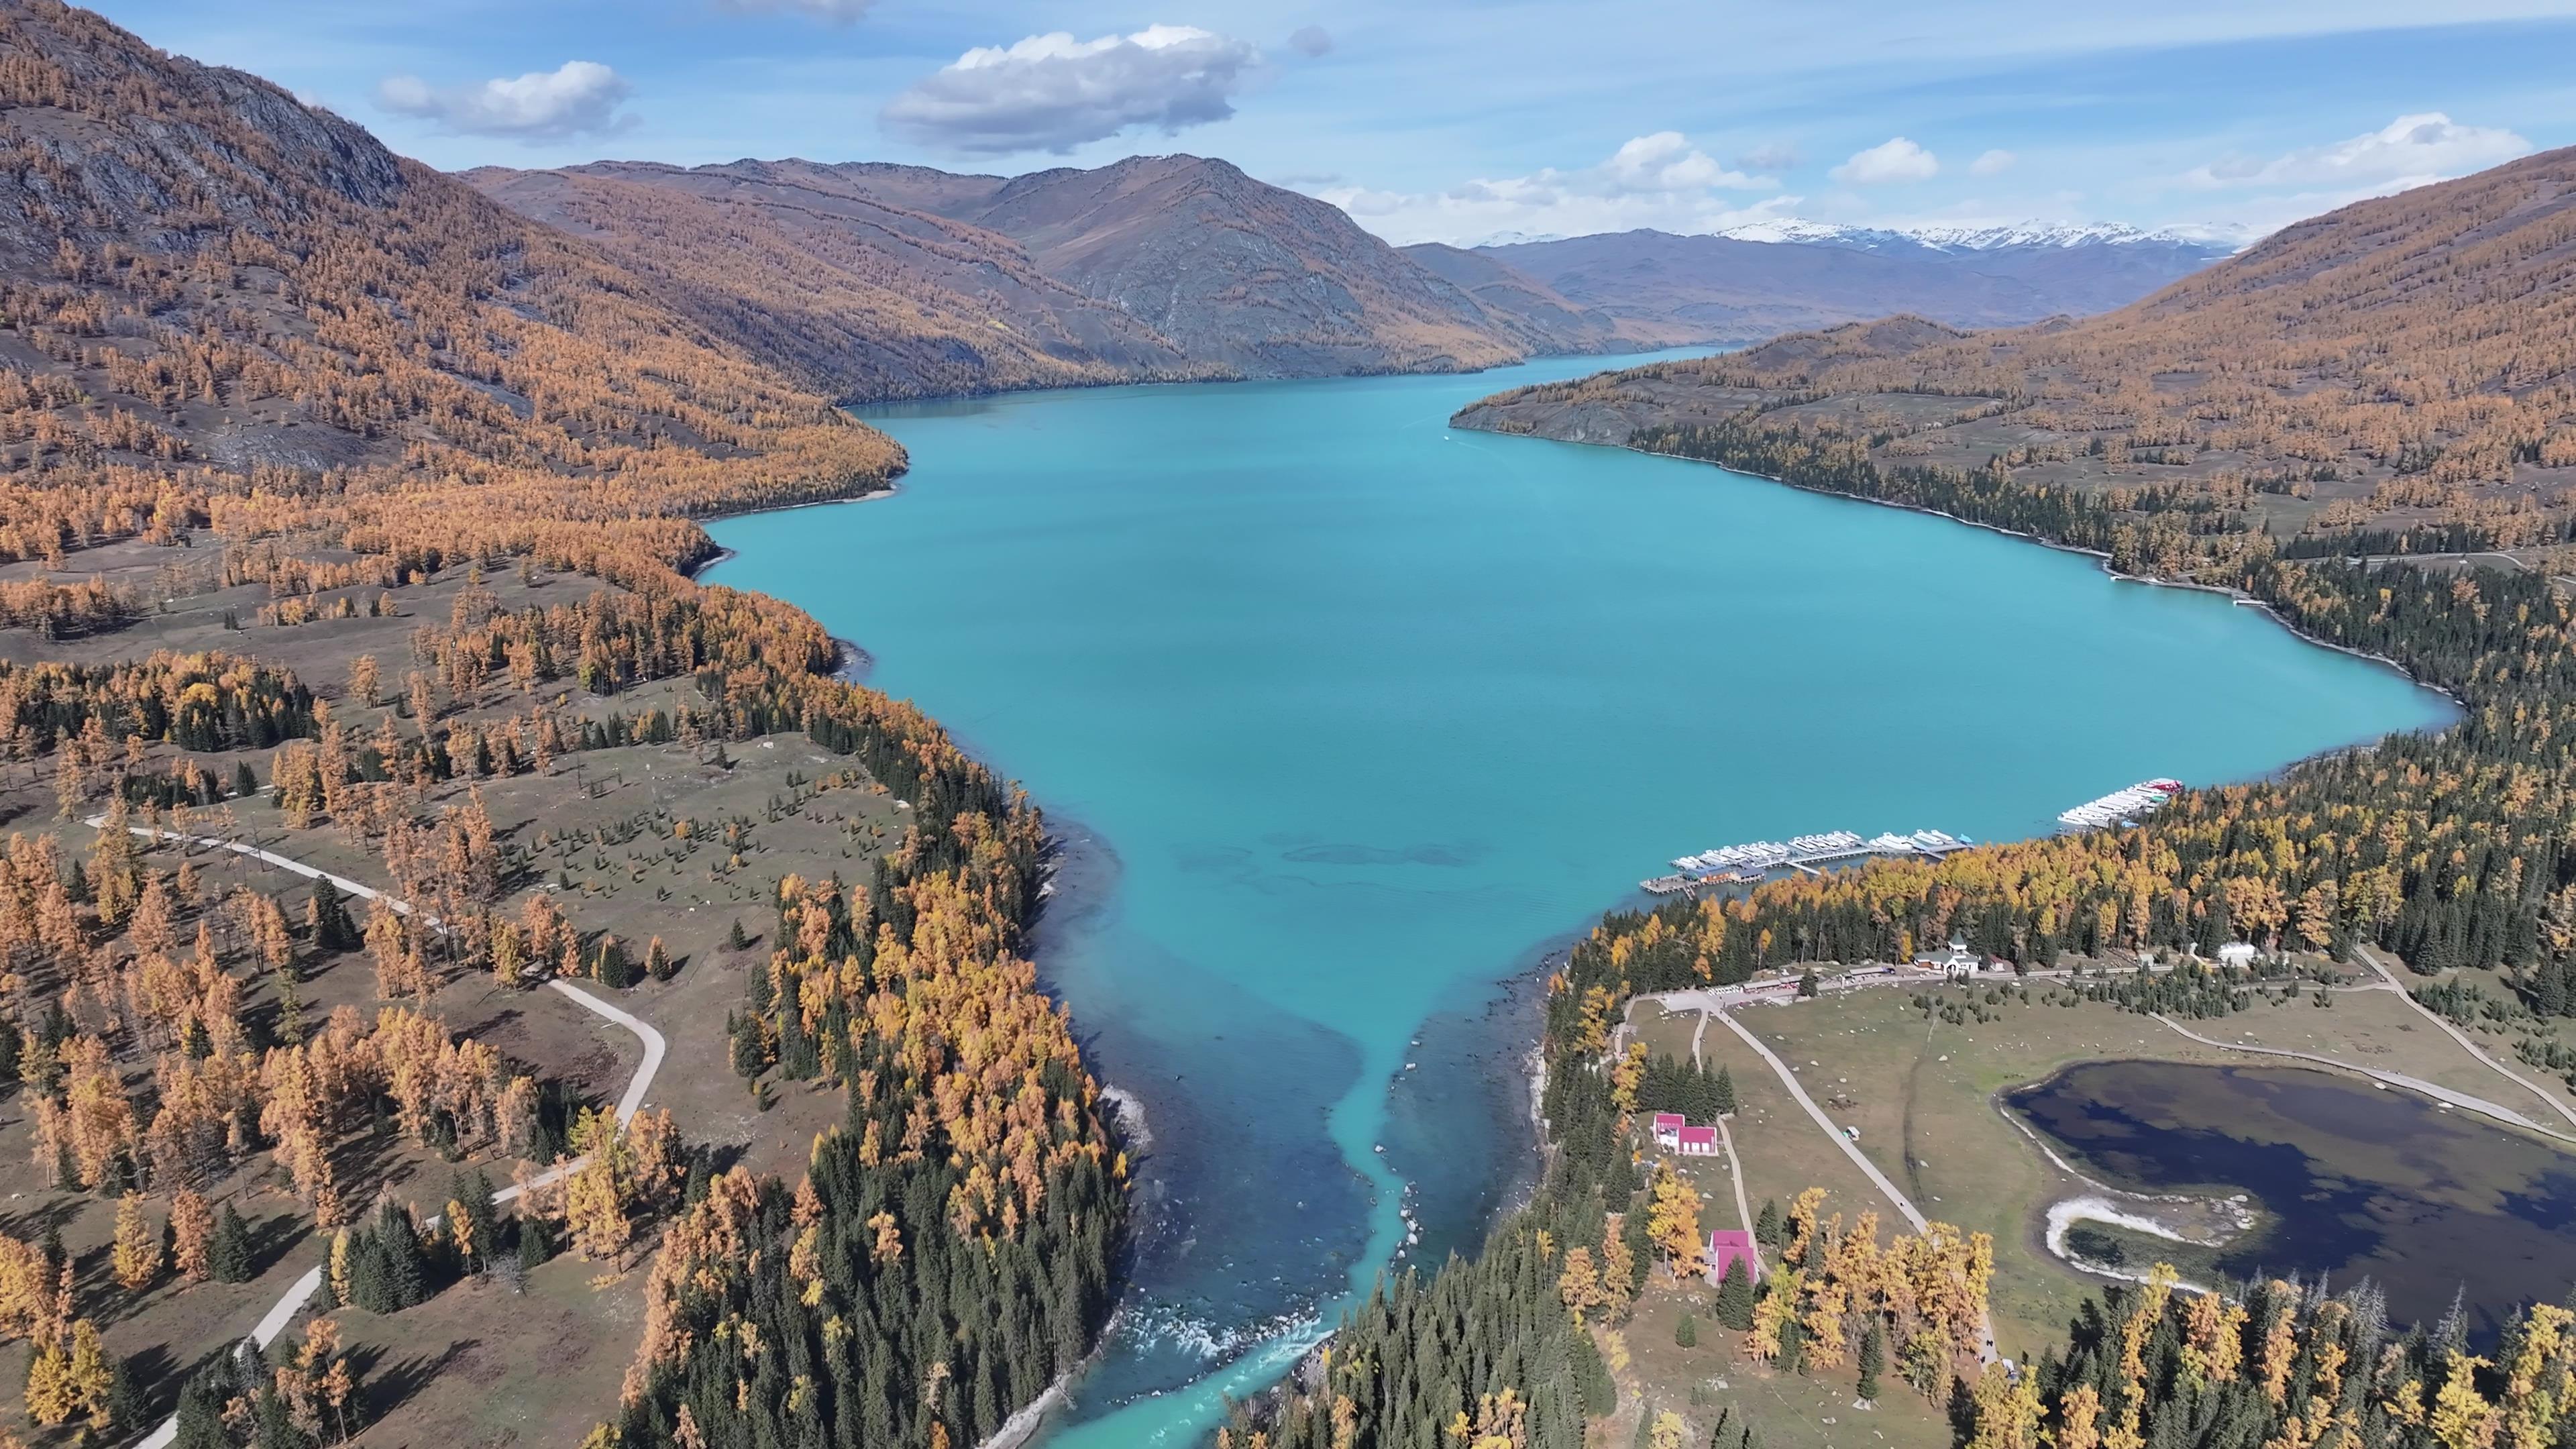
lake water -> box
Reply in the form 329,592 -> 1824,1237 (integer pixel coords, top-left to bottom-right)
2010,1061 -> 2576,1336
701,353 -> 2454,1446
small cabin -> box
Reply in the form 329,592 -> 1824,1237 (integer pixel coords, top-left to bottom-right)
1705,1228 -> 1760,1285
1651,1112 -> 1685,1147
1676,1126 -> 1718,1157
2216,941 -> 2260,967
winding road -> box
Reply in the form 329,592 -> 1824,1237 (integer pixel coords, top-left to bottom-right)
2354,943 -> 2576,1134
2149,1012 -> 2573,1143
89,818 -> 669,1449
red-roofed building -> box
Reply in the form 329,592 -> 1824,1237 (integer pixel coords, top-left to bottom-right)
1652,1112 -> 1685,1146
1705,1229 -> 1760,1285
1675,1125 -> 1717,1157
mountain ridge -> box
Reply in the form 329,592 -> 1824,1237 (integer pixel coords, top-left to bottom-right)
1462,225 -> 2233,346
469,153 -> 1629,398
1456,144 -> 2576,568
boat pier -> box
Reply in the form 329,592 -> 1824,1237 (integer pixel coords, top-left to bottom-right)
1642,828 -> 1974,894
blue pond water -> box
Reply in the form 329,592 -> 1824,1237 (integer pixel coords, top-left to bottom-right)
702,352 -> 2455,1446
2011,1061 -> 2576,1338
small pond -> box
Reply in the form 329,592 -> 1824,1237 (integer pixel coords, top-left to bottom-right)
2008,1060 -> 2576,1336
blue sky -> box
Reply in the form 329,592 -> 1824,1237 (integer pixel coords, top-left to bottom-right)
87,0 -> 2576,244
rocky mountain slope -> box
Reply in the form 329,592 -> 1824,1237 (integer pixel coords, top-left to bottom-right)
1395,241 -> 1633,354
474,155 -> 1624,396
1471,225 -> 2230,346
466,160 -> 1208,402
1457,146 -> 2576,566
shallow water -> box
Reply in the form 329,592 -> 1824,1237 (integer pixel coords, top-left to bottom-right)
2011,1061 -> 2576,1336
702,353 -> 2453,1445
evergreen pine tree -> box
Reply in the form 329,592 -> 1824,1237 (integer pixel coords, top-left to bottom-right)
519,1214 -> 555,1271
728,917 -> 750,950
309,879 -> 356,951
1675,1312 -> 1697,1348
729,1010 -> 768,1077
106,1353 -> 146,1436
454,1171 -> 498,1275
1713,1066 -> 1737,1115
594,936 -> 637,988
345,1234 -> 396,1313
1572,1327 -> 1615,1417
1715,1257 -> 1756,1330
380,1201 -> 428,1307
1754,1199 -> 1783,1250
2544,959 -> 2575,1017
1856,1317 -> 1885,1401
253,1380 -> 305,1449
173,1371 -> 230,1449
203,1201 -> 254,1283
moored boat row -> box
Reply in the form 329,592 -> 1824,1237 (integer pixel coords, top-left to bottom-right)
1643,826 -> 1974,893
2055,777 -> 2184,832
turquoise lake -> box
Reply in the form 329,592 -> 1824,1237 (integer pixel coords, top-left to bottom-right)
701,352 -> 2456,1446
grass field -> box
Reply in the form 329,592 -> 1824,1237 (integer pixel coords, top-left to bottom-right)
1605,1267 -> 1952,1449
0,552 -> 908,1446
1626,969 -> 2576,1366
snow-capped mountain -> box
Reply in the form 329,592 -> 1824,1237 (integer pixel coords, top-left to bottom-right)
1716,217 -> 2257,254
1466,220 -> 2242,347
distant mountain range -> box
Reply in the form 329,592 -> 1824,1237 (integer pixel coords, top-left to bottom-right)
1448,224 -> 2237,349
469,155 -> 2239,401
1455,146 -> 2576,553
1709,218 -> 2252,252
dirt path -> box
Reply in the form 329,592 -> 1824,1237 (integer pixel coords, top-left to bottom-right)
2353,944 -> 2576,1133
1709,1008 -> 1997,1365
94,818 -> 669,1449
2149,1011 -> 2571,1142
1688,1011 -> 1762,1278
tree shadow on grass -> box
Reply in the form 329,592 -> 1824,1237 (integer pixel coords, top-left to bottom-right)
123,1342 -> 188,1423
246,1208 -> 312,1281
0,1193 -> 89,1241
347,1336 -> 482,1424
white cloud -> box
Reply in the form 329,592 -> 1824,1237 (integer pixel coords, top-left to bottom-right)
2185,111 -> 2529,190
1734,142 -> 1804,174
1970,148 -> 2016,176
1831,136 -> 1939,184
1601,132 -> 1754,193
714,0 -> 871,21
1287,25 -> 1333,58
880,24 -> 1260,156
1305,133 -> 1781,247
375,60 -> 633,141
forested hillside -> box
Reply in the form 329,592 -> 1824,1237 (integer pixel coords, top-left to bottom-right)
473,154 -> 1621,396
1462,148 -> 2576,566
465,160 -> 1213,402
1298,135 -> 2576,1449
0,5 -> 1121,1446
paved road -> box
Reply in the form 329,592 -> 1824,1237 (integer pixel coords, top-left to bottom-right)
95,820 -> 669,1449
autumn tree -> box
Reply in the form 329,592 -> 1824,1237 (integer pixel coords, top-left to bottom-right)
169,1189 -> 213,1284
1645,1163 -> 1706,1279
